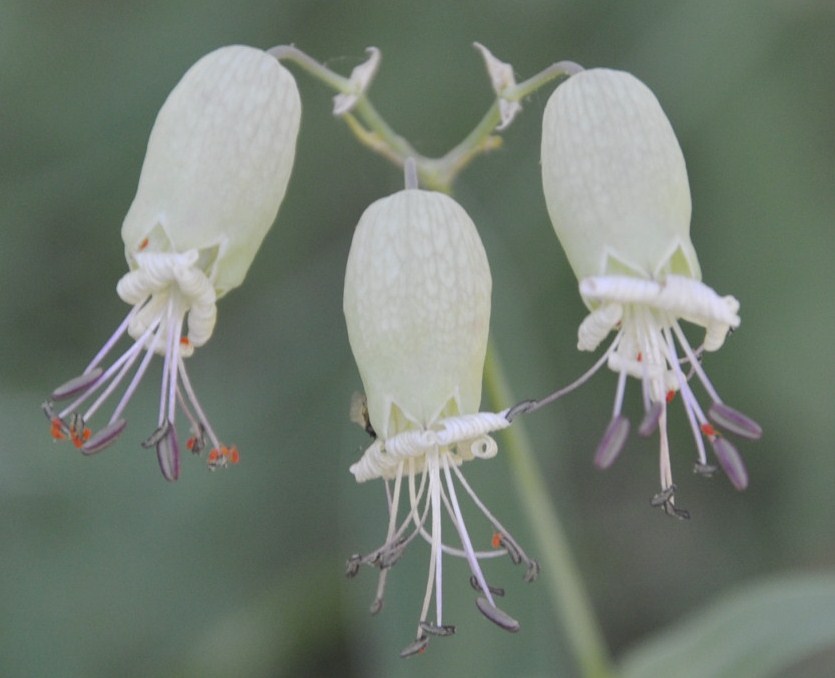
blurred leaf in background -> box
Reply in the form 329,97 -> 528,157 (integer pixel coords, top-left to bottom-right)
1,0 -> 834,676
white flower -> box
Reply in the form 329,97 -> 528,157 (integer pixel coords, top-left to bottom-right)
539,68 -> 761,516
343,188 -> 537,655
43,45 -> 301,480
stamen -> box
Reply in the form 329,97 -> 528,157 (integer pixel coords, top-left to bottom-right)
50,417 -> 67,441
440,455 -> 491,607
638,402 -> 663,437
82,418 -> 127,454
497,532 -> 522,565
693,463 -> 717,477
419,621 -> 456,637
594,415 -> 630,469
399,635 -> 428,658
207,445 -> 241,469
649,484 -> 675,506
141,420 -> 171,449
155,423 -> 180,481
711,437 -> 748,491
186,425 -> 206,453
506,336 -> 619,421
649,484 -> 691,520
68,413 -> 91,448
469,575 -> 505,597
50,368 -> 104,401
369,595 -> 384,616
449,462 -> 538,580
523,560 -> 541,583
345,555 -> 362,578
708,402 -> 762,440
475,597 -> 520,632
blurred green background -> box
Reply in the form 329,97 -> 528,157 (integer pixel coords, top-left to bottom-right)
2,0 -> 834,676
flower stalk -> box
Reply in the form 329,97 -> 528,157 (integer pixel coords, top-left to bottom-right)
271,43 -> 580,192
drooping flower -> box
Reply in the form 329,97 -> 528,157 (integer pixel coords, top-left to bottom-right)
537,68 -> 761,516
42,45 -> 301,480
343,186 -> 537,656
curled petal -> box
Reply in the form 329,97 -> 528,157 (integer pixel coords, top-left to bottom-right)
350,411 -> 510,482
577,303 -> 622,352
579,275 -> 740,339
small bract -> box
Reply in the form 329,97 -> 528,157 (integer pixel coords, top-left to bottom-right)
343,187 -> 537,655
43,45 -> 301,480
540,68 -> 761,516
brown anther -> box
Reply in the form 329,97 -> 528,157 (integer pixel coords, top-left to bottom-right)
399,635 -> 429,658
475,596 -> 520,632
469,575 -> 505,597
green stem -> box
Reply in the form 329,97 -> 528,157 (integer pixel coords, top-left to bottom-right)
484,341 -> 615,678
271,44 -> 579,191
509,60 -> 584,101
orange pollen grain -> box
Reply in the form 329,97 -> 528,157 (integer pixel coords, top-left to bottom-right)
700,423 -> 717,438
666,390 -> 676,404
180,337 -> 190,346
636,352 -> 643,362
208,449 -> 220,463
186,437 -> 196,451
138,238 -> 149,250
50,419 -> 66,440
228,447 -> 240,464
491,532 -> 502,549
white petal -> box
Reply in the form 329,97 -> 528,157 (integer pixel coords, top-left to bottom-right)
343,190 -> 492,439
541,68 -> 700,281
121,46 -> 301,297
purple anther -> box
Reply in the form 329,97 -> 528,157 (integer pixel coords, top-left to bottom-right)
594,416 -> 630,469
708,402 -> 762,440
475,596 -> 520,632
711,436 -> 748,491
82,418 -> 127,455
155,425 -> 180,482
638,402 -> 663,437
51,367 -> 104,401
